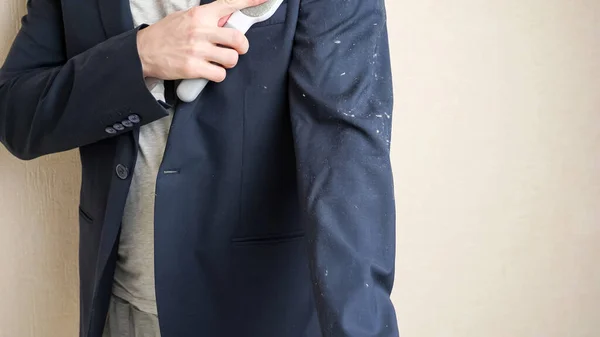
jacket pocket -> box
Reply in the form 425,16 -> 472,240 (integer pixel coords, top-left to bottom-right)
231,230 -> 304,246
78,206 -> 94,223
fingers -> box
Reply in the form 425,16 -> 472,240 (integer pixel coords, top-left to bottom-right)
208,27 -> 249,54
203,0 -> 268,20
186,61 -> 228,82
204,45 -> 240,69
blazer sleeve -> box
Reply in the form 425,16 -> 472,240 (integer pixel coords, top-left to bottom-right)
288,0 -> 398,336
0,0 -> 169,160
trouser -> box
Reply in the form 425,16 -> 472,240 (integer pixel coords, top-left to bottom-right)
102,295 -> 161,337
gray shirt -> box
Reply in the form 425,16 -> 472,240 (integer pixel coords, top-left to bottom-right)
112,0 -> 198,315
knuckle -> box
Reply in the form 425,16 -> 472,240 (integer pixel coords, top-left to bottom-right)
188,44 -> 200,57
190,28 -> 207,45
182,60 -> 197,77
188,6 -> 204,20
186,24 -> 203,40
185,26 -> 197,41
189,40 -> 210,58
188,41 -> 204,56
187,7 -> 198,20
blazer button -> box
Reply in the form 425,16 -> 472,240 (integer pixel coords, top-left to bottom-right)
122,119 -> 133,128
113,123 -> 125,131
105,127 -> 117,134
128,114 -> 141,124
115,164 -> 129,180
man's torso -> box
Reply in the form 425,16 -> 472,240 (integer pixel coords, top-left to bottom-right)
69,1 -> 320,336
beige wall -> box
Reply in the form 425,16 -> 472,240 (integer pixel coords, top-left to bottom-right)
1,1 -> 599,336
0,2 -> 80,337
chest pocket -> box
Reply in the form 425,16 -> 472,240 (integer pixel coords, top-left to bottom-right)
247,1 -> 288,29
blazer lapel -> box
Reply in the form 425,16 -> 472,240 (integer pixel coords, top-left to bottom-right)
98,0 -> 134,38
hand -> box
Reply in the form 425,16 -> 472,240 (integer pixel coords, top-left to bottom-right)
136,0 -> 267,82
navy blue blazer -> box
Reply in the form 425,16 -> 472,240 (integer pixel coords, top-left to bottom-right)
0,0 -> 398,336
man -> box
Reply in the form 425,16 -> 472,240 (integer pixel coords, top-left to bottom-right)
0,0 -> 398,336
